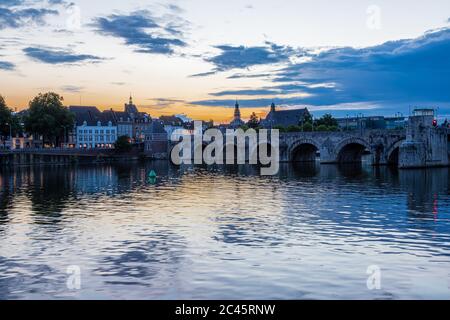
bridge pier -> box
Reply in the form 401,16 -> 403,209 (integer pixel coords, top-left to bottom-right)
399,113 -> 448,169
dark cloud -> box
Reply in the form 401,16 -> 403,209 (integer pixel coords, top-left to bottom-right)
0,7 -> 58,29
92,10 -> 186,55
145,98 -> 186,108
193,42 -> 300,76
60,85 -> 83,92
197,28 -> 450,114
211,88 -> 281,96
190,97 -> 305,108
271,28 -> 450,105
23,47 -> 103,64
0,0 -> 25,7
227,72 -> 271,79
189,70 -> 217,77
0,61 -> 15,70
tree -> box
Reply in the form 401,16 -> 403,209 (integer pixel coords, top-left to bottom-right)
115,135 -> 132,152
316,114 -> 338,127
247,112 -> 260,129
316,124 -> 328,132
287,125 -> 301,132
0,95 -> 21,145
328,125 -> 339,132
24,92 -> 74,147
301,122 -> 313,132
0,95 -> 12,139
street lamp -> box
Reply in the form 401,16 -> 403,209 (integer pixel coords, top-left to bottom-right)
61,125 -> 68,148
4,122 -> 12,149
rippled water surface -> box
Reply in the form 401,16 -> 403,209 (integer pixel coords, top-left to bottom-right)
1,162 -> 450,299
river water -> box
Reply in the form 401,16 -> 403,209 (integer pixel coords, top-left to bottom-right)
0,161 -> 449,299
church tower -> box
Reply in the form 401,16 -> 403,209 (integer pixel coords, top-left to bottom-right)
229,100 -> 245,129
234,100 -> 241,120
270,102 -> 276,113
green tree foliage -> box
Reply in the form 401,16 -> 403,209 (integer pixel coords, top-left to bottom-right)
0,95 -> 22,141
315,114 -> 338,128
316,124 -> 328,132
287,125 -> 301,132
302,122 -> 313,132
328,125 -> 339,132
24,92 -> 74,146
115,135 -> 132,152
247,112 -> 260,129
0,95 -> 12,138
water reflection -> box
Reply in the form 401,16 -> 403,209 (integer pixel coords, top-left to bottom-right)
0,162 -> 450,299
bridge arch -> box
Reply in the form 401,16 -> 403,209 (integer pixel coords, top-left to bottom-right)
289,138 -> 321,162
385,139 -> 405,166
335,137 -> 371,164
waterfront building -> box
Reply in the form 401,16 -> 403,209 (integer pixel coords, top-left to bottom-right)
69,106 -> 118,149
144,119 -> 169,158
260,102 -> 311,128
123,95 -> 152,143
229,101 -> 245,129
110,110 -> 133,138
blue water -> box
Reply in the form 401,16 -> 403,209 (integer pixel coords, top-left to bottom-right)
0,162 -> 449,299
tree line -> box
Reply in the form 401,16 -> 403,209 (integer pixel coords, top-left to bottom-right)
242,112 -> 339,132
0,92 -> 74,147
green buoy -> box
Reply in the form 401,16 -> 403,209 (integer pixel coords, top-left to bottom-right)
148,170 -> 157,184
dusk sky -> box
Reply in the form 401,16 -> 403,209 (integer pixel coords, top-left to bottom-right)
1,0 -> 449,122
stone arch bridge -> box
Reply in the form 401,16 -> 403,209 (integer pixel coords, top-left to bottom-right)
280,129 -> 406,165
170,129 -> 408,166
168,125 -> 449,168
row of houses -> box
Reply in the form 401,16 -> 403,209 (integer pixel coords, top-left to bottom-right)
0,96 -> 170,158
66,96 -> 169,156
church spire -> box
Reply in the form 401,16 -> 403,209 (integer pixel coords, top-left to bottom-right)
129,93 -> 133,105
270,101 -> 276,113
234,100 -> 241,119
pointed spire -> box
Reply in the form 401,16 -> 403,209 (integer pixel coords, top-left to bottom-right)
129,93 -> 133,105
234,99 -> 241,119
270,101 -> 276,113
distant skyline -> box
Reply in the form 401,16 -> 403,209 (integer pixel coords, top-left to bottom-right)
1,0 -> 450,122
